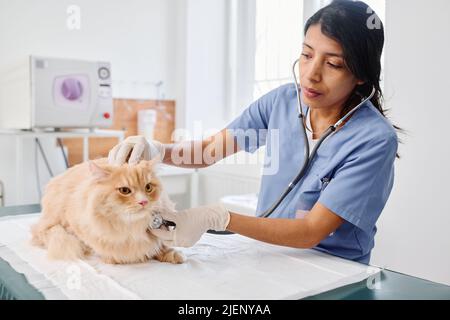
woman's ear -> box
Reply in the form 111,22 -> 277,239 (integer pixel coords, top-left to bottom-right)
89,161 -> 111,181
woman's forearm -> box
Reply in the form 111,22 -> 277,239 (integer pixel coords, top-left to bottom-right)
162,128 -> 239,169
162,140 -> 211,169
226,212 -> 317,249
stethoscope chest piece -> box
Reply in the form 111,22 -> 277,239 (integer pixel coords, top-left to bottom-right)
149,212 -> 177,231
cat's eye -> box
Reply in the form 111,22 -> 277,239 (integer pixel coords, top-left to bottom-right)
145,183 -> 155,193
118,187 -> 132,195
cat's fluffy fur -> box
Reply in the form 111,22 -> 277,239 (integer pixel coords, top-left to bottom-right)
31,158 -> 185,265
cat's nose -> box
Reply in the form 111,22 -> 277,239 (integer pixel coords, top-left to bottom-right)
138,200 -> 148,207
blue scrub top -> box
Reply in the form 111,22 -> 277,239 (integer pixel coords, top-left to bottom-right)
226,84 -> 398,264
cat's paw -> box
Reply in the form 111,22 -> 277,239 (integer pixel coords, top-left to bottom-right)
101,254 -> 150,264
46,225 -> 86,261
154,248 -> 186,264
101,256 -> 119,264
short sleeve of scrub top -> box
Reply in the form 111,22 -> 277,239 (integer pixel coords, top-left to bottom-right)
226,87 -> 277,153
226,84 -> 398,264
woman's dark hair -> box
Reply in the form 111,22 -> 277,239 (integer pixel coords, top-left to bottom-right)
304,0 -> 402,155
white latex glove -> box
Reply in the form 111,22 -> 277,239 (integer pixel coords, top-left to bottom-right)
108,135 -> 165,166
150,204 -> 231,247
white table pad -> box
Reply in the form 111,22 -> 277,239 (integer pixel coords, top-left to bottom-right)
0,213 -> 380,299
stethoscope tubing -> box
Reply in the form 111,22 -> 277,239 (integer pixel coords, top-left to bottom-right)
260,59 -> 375,218
207,59 -> 375,234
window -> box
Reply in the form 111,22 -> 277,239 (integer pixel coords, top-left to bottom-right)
252,0 -> 386,101
253,0 -> 304,100
227,0 -> 303,118
228,0 -> 385,118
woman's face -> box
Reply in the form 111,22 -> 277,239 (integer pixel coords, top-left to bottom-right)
299,24 -> 363,112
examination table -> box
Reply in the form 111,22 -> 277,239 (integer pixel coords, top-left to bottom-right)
1,205 -> 449,300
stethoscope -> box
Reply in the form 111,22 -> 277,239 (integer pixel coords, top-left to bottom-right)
259,59 -> 376,218
150,59 -> 375,233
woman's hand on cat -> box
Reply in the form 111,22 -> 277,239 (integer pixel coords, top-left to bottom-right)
108,135 -> 165,166
149,204 -> 230,247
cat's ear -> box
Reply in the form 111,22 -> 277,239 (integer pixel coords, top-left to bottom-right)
89,161 -> 111,181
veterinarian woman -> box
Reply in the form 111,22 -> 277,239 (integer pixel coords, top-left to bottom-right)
108,1 -> 399,264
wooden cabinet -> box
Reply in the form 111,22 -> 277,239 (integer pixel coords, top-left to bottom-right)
62,99 -> 175,166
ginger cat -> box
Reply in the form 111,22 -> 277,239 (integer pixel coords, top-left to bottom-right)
31,158 -> 185,265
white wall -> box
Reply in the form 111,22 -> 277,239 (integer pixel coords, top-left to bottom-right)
182,0 -> 228,138
173,0 -> 188,132
371,0 -> 450,285
0,0 -> 181,205
0,0 -> 179,100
